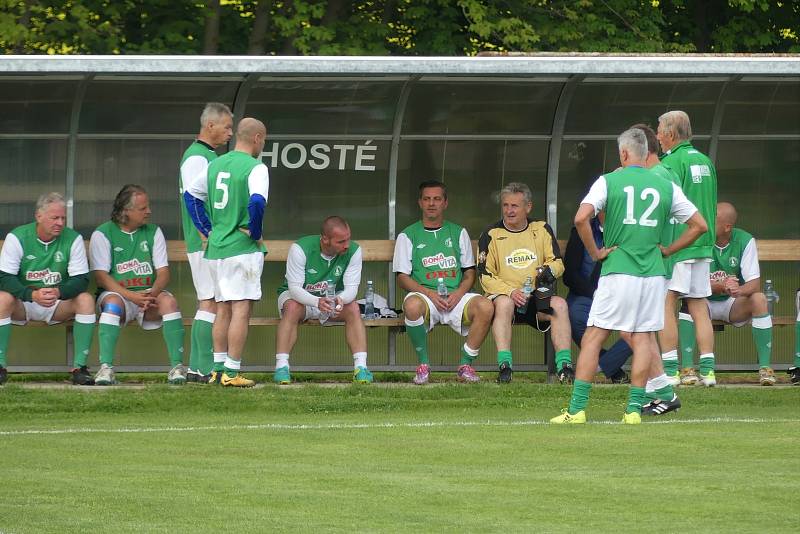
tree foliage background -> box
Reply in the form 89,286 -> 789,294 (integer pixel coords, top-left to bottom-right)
1,0 -> 798,55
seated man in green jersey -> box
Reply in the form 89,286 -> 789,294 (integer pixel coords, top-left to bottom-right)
0,192 -> 96,386
274,216 -> 373,384
393,180 -> 494,385
89,184 -> 186,386
677,202 -> 777,386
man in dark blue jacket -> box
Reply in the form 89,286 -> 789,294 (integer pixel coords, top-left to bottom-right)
563,216 -> 632,382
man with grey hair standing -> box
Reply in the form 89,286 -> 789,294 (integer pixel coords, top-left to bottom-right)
551,128 -> 706,424
477,182 -> 573,384
656,110 -> 718,387
0,192 -> 96,385
180,102 -> 233,383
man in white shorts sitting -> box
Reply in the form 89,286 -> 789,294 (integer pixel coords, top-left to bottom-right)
677,202 -> 777,385
0,192 -> 96,385
274,216 -> 372,384
393,180 -> 494,385
551,128 -> 707,425
90,185 -> 187,385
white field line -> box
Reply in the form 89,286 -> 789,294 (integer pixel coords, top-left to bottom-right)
1,417 -> 799,436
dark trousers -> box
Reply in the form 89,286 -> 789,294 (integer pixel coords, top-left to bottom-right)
567,293 -> 632,378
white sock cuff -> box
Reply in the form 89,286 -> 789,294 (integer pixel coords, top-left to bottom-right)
75,314 -> 96,324
224,357 -> 241,370
462,343 -> 480,357
213,352 -> 227,363
163,312 -> 182,322
645,379 -> 655,393
194,310 -> 216,323
99,312 -> 121,326
699,352 -> 715,360
752,315 -> 772,329
649,373 -> 670,390
353,351 -> 368,368
661,349 -> 678,361
405,316 -> 425,327
0,317 -> 11,326
678,312 -> 693,322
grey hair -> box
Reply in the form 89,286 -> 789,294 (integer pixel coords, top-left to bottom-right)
35,192 -> 65,215
498,182 -> 532,204
200,102 -> 233,128
618,128 -> 649,161
658,110 -> 692,141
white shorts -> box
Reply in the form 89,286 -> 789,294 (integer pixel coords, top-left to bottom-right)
403,291 -> 480,336
11,300 -> 63,326
588,274 -> 667,332
278,290 -> 329,322
707,297 -> 749,327
668,259 -> 712,298
187,251 -> 215,301
209,252 -> 264,302
97,291 -> 165,331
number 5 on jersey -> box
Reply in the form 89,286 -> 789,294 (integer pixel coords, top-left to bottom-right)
214,172 -> 230,209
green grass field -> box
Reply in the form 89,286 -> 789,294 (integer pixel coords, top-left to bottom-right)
1,377 -> 798,533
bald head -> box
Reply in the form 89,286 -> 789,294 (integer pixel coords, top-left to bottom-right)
321,216 -> 349,237
715,201 -> 737,243
234,117 -> 267,157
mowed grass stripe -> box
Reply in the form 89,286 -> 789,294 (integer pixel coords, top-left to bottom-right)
2,416 -> 800,436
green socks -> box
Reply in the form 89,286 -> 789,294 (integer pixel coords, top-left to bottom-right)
568,379 -> 592,414
459,343 -> 479,366
162,313 -> 185,367
405,317 -> 429,365
678,313 -> 695,369
189,311 -> 215,375
662,349 -> 679,376
72,314 -> 96,368
98,313 -> 121,366
699,353 -> 715,375
555,349 -> 571,370
626,386 -> 646,414
751,314 -> 772,368
497,350 -> 512,367
654,384 -> 674,402
213,352 -> 227,372
0,318 -> 10,367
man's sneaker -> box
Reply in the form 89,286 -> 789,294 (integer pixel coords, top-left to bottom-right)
353,366 -> 374,384
642,395 -> 681,416
557,363 -> 575,385
457,364 -> 480,383
221,372 -> 255,388
0,367 -> 7,385
680,367 -> 699,386
608,369 -> 629,384
208,370 -> 224,385
186,369 -> 211,384
698,370 -> 716,387
622,411 -> 642,425
759,367 -> 777,386
497,361 -> 513,384
71,366 -> 95,385
167,364 -> 188,385
273,366 -> 291,385
666,372 -> 680,387
413,364 -> 430,385
550,409 -> 586,424
94,363 -> 116,386
788,366 -> 800,385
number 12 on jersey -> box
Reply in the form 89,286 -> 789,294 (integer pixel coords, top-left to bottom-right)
622,185 -> 660,227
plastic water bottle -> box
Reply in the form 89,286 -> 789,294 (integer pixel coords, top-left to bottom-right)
364,280 -> 375,319
517,275 -> 533,314
764,279 -> 779,316
319,279 -> 336,323
437,276 -> 448,298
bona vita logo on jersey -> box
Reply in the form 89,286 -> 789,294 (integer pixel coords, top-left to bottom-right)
116,259 -> 153,276
505,249 -> 537,269
26,269 -> 62,285
422,253 -> 456,269
305,281 -> 329,294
